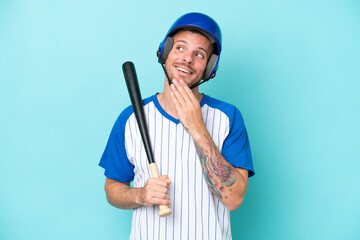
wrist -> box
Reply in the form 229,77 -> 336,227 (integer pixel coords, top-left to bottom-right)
191,128 -> 209,143
134,188 -> 144,206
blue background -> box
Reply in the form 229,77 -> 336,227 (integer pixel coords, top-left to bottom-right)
1,0 -> 359,239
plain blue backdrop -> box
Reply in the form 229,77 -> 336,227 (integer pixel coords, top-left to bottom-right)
1,0 -> 359,239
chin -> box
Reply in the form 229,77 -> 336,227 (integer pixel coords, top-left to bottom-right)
178,75 -> 200,85
183,79 -> 199,87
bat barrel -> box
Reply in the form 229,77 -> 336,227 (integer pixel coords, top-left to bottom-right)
122,61 -> 155,164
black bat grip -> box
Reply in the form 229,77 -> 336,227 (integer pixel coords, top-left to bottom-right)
122,61 -> 155,164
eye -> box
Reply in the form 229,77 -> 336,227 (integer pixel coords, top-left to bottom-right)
177,46 -> 184,51
195,52 -> 204,59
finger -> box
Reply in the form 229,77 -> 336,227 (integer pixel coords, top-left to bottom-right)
156,192 -> 171,202
170,90 -> 183,112
143,190 -> 168,207
142,183 -> 170,206
179,79 -> 197,102
148,177 -> 168,186
146,191 -> 171,204
144,195 -> 171,206
153,197 -> 171,206
145,179 -> 169,194
171,80 -> 187,107
173,79 -> 192,103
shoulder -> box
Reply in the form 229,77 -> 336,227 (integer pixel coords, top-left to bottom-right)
202,95 -> 244,124
116,94 -> 156,122
113,94 -> 156,131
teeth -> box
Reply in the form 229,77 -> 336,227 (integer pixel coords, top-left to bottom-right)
176,67 -> 191,74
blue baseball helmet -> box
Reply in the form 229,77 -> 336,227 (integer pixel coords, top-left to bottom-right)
157,12 -> 222,80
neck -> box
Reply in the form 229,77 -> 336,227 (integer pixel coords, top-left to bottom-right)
157,79 -> 203,119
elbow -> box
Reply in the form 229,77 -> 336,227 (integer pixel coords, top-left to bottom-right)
104,179 -> 118,207
104,182 -> 112,205
225,196 -> 244,211
104,180 -> 111,197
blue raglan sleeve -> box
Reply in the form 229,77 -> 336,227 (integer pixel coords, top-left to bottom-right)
221,107 -> 255,177
99,108 -> 135,183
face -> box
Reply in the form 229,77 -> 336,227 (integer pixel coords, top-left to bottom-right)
165,30 -> 213,87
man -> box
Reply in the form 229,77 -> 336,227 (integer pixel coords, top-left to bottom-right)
99,12 -> 255,239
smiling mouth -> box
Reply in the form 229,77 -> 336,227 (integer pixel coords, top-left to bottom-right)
175,66 -> 193,74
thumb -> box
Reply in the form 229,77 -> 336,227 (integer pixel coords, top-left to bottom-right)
160,175 -> 171,185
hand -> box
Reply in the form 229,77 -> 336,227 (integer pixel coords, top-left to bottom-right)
139,175 -> 171,207
170,79 -> 206,139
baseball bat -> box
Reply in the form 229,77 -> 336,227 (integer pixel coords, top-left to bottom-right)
122,61 -> 172,217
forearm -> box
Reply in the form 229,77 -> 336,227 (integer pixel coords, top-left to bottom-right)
105,178 -> 142,209
193,132 -> 248,211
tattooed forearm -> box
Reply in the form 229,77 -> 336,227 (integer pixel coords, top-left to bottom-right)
194,136 -> 237,200
195,142 -> 223,199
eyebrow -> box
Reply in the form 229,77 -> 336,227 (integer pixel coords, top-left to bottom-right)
175,40 -> 209,54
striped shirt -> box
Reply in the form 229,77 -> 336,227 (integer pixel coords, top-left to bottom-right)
99,94 -> 254,240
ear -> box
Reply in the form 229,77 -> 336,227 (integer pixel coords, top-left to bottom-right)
157,37 -> 174,64
203,54 -> 218,80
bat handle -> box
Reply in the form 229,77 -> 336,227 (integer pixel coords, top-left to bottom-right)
149,163 -> 172,217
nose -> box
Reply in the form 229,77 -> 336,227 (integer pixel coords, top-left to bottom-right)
182,51 -> 193,64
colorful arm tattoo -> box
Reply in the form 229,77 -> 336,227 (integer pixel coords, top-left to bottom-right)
194,136 -> 236,200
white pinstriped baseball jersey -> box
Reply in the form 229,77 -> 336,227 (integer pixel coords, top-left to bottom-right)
99,94 -> 254,240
